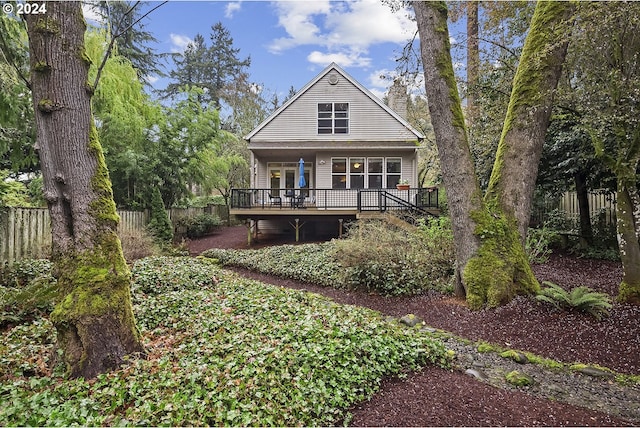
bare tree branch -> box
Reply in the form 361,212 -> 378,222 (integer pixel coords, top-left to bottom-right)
92,1 -> 167,91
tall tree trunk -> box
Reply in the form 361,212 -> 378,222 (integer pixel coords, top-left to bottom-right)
466,1 -> 479,126
26,1 -> 144,378
413,2 -> 483,299
414,1 -> 574,309
485,1 -> 574,242
616,179 -> 640,304
574,172 -> 593,245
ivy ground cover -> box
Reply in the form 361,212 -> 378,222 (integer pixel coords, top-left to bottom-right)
0,256 -> 447,426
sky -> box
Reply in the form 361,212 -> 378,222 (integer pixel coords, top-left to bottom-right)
84,0 -> 464,103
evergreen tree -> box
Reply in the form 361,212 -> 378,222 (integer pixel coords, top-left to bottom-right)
163,34 -> 212,104
209,22 -> 251,109
96,1 -> 165,85
147,186 -> 174,244
162,22 -> 250,109
0,14 -> 37,175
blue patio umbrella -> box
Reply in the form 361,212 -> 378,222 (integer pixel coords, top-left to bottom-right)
298,158 -> 306,187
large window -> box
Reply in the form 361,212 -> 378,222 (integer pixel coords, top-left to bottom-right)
386,158 -> 401,187
331,158 -> 347,188
318,103 -> 349,134
331,157 -> 402,189
350,158 -> 365,189
368,158 -> 383,188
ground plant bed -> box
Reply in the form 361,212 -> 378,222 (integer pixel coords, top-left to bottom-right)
187,226 -> 640,426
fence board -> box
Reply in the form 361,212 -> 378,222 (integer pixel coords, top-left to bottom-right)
1,205 -> 229,264
558,191 -> 616,225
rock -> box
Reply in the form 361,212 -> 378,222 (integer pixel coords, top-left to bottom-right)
465,368 -> 487,380
500,350 -> 529,364
399,314 -> 422,327
576,366 -> 615,378
505,370 -> 534,387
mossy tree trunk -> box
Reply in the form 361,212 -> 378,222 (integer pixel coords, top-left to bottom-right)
485,1 -> 574,242
25,2 -> 144,378
414,1 -> 574,309
413,2 -> 483,299
616,179 -> 640,304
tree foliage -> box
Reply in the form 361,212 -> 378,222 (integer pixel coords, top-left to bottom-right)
94,0 -> 165,85
414,1 -> 574,308
0,14 -> 37,175
568,2 -> 640,303
163,22 -> 250,110
85,28 -> 162,209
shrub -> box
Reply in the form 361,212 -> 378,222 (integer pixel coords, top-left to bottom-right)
146,187 -> 173,244
0,259 -> 56,327
536,281 -> 612,320
543,208 -> 576,232
118,228 -> 158,261
206,216 -> 455,296
176,213 -> 221,238
130,256 -> 220,296
526,227 -> 557,264
203,243 -> 345,287
335,217 -> 455,295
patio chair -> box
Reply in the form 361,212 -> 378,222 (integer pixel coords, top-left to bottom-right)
268,192 -> 282,208
294,194 -> 306,209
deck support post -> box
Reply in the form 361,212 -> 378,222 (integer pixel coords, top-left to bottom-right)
244,219 -> 258,246
289,218 -> 305,242
338,218 -> 344,238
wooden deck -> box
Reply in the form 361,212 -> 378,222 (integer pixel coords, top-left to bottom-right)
230,187 -> 439,219
229,188 -> 440,243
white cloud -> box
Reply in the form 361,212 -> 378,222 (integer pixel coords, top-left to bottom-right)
307,50 -> 370,68
169,33 -> 192,53
368,68 -> 395,89
225,2 -> 242,19
82,3 -> 104,25
369,88 -> 385,100
269,0 -> 415,68
269,1 -> 331,54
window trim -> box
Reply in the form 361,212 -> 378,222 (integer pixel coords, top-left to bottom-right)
318,102 -> 350,134
330,156 -> 402,189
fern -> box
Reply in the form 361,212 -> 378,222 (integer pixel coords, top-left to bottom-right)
536,281 -> 612,320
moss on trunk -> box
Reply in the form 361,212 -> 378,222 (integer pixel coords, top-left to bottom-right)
463,203 -> 540,310
50,122 -> 144,378
51,236 -> 143,378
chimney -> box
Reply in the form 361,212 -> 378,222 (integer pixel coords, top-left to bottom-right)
387,79 -> 408,120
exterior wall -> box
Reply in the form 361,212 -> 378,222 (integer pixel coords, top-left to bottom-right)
249,73 -> 419,143
247,64 -> 421,199
315,151 -> 416,188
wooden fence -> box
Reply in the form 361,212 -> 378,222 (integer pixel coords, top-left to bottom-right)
558,191 -> 616,225
1,205 -> 228,264
0,193 -> 614,264
531,191 -> 617,227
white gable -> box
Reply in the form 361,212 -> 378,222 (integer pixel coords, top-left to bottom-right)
246,63 -> 423,143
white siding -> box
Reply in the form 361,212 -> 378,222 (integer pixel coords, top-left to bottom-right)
315,152 -> 415,189
250,75 -> 419,143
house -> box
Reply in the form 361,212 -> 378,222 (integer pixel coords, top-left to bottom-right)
231,63 -> 438,241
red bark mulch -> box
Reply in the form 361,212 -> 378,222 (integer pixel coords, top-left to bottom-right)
187,226 -> 639,427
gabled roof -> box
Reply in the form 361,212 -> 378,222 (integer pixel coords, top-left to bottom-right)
244,62 -> 424,141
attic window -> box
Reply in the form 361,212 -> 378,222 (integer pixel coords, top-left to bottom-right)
318,103 -> 349,134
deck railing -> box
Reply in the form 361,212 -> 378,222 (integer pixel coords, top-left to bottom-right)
231,187 -> 439,211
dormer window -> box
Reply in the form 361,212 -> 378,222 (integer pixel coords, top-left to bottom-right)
318,102 -> 349,134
